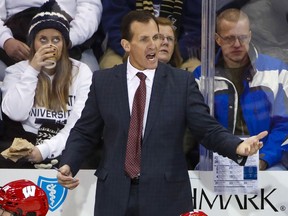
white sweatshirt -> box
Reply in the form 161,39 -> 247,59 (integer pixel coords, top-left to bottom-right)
1,58 -> 93,160
0,0 -> 102,48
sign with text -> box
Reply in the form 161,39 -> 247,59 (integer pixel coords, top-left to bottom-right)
0,170 -> 287,215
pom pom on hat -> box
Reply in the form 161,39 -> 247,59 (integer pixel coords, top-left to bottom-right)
28,0 -> 71,45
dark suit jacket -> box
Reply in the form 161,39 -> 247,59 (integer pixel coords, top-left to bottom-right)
61,62 -> 243,215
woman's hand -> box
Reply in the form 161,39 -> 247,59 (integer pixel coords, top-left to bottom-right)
27,146 -> 43,163
29,44 -> 57,71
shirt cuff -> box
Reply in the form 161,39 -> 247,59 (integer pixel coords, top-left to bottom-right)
237,154 -> 246,165
36,143 -> 50,161
0,31 -> 13,48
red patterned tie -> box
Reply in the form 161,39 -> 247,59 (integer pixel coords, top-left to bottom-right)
125,72 -> 147,178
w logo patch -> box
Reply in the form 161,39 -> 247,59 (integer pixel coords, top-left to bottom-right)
37,176 -> 68,212
22,185 -> 36,198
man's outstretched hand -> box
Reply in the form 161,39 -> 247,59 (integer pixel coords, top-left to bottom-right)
236,131 -> 268,156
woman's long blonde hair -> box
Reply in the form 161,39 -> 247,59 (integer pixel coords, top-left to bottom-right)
29,40 -> 73,112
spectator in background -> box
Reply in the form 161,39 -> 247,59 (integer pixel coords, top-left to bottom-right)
156,17 -> 182,67
0,0 -> 93,169
99,0 -> 202,72
217,0 -> 288,63
194,8 -> 288,170
0,0 -> 102,80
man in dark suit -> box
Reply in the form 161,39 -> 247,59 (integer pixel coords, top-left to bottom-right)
57,10 -> 267,216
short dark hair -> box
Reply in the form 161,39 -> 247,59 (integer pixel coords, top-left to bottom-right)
121,10 -> 158,41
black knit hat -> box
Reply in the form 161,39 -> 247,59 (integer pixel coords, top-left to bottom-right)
28,0 -> 71,45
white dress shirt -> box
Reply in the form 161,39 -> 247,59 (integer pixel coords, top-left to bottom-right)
126,57 -> 155,136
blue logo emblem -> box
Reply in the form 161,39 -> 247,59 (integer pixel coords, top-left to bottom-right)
37,176 -> 68,212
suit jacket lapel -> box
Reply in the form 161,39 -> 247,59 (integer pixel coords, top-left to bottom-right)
114,64 -> 131,135
143,63 -> 167,143
114,62 -> 168,143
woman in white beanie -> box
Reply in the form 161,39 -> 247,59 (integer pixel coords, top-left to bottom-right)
0,0 -> 102,80
0,0 -> 93,169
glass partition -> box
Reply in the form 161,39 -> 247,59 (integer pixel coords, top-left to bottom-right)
198,0 -> 216,171
197,0 -> 288,171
